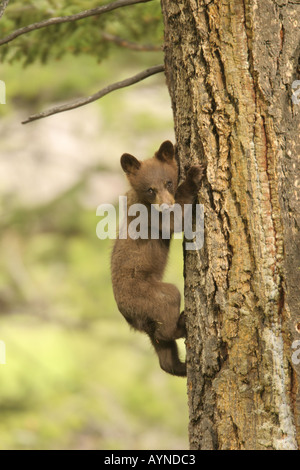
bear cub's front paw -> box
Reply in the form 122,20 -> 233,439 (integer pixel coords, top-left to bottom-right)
187,163 -> 206,188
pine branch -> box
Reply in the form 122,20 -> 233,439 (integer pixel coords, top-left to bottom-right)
0,0 -> 10,20
22,64 -> 165,124
0,0 -> 153,46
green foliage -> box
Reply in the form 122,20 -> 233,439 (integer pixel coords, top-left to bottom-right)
0,192 -> 187,450
0,64 -> 182,446
0,49 -> 164,117
0,2 -> 185,449
0,0 -> 163,65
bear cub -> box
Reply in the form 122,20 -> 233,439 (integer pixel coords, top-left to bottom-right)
111,141 -> 205,377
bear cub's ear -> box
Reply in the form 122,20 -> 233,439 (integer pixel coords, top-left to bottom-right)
120,153 -> 141,174
155,141 -> 175,162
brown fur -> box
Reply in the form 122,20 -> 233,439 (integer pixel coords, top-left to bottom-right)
111,141 -> 205,376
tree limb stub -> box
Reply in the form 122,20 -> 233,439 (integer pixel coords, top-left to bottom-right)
0,0 -> 153,46
22,64 -> 165,124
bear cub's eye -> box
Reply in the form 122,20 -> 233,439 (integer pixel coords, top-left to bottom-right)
166,181 -> 173,189
148,187 -> 155,195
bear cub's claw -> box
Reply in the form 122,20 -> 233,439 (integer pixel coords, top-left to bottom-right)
187,163 -> 206,187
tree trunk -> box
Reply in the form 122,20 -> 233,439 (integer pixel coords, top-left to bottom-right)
161,0 -> 300,450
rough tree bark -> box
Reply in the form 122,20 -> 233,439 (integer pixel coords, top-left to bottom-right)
161,0 -> 300,450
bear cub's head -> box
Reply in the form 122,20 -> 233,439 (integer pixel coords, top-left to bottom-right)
120,141 -> 178,209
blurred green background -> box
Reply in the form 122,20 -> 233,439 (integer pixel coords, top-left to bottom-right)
0,1 -> 188,450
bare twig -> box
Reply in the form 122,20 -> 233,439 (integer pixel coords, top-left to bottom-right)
0,0 -> 10,20
22,64 -> 165,124
0,0 -> 153,46
101,32 -> 162,52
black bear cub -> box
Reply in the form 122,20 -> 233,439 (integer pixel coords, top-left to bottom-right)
111,141 -> 205,376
